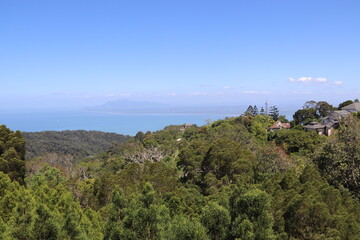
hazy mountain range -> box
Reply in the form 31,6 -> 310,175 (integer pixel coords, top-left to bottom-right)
86,100 -> 298,119
87,99 -> 247,115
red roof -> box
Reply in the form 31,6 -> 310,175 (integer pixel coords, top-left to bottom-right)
270,121 -> 291,129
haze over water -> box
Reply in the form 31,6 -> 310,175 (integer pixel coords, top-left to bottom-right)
0,110 -> 235,136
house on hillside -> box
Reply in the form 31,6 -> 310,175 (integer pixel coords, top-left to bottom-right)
269,121 -> 291,131
303,102 -> 359,136
340,102 -> 360,112
180,123 -> 194,131
303,121 -> 336,136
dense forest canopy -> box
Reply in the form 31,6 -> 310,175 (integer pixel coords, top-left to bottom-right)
24,130 -> 131,160
0,100 -> 360,240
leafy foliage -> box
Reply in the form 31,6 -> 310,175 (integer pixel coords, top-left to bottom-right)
24,130 -> 131,160
0,125 -> 26,184
314,116 -> 360,196
1,105 -> 360,240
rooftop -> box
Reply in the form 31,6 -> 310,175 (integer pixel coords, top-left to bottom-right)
341,102 -> 360,112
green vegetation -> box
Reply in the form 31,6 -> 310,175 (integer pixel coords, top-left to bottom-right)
0,125 -> 26,184
24,130 -> 131,160
1,102 -> 360,239
293,100 -> 335,125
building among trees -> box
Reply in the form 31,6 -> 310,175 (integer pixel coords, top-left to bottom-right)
269,121 -> 291,131
303,102 -> 359,136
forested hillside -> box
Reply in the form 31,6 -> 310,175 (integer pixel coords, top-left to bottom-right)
24,130 -> 131,160
1,109 -> 360,239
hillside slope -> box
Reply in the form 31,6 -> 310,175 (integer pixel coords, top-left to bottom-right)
24,130 -> 131,160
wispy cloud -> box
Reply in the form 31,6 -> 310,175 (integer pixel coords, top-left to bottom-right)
288,77 -> 328,83
223,86 -> 231,89
188,92 -> 207,96
104,93 -> 132,97
333,81 -> 343,85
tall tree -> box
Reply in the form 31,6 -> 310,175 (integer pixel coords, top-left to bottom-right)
252,105 -> 259,116
230,186 -> 275,240
31,204 -> 61,240
0,125 -> 26,184
103,187 -> 128,240
303,100 -> 317,109
315,101 -> 334,118
269,106 -> 280,121
245,106 -> 254,116
163,215 -> 209,240
201,139 -> 254,183
314,116 -> 360,195
260,107 -> 265,115
293,108 -> 318,125
200,202 -> 230,240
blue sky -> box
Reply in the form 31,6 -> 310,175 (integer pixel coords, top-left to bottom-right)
1,0 -> 360,110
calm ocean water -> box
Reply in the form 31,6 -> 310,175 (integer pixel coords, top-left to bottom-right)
0,110 -> 236,136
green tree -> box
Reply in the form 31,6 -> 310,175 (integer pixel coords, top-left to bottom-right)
252,106 -> 259,116
278,115 -> 289,123
338,100 -> 354,109
177,139 -> 210,184
303,100 -> 317,109
201,139 -> 254,184
200,202 -> 230,240
269,106 -> 280,121
293,108 -> 319,125
230,186 -> 275,240
119,182 -> 169,240
103,187 -> 128,240
93,173 -> 114,207
1,148 -> 25,184
31,204 -> 60,240
163,215 -> 209,240
63,209 -> 86,240
260,107 -> 265,115
249,115 -> 274,142
314,116 -> 360,195
274,129 -> 323,155
0,125 -> 26,184
245,106 -> 254,116
6,192 -> 35,240
0,217 -> 6,240
316,101 -> 334,118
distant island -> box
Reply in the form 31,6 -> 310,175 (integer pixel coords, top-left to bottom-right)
87,99 -> 297,116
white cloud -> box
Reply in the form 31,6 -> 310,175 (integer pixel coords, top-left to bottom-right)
288,77 -> 328,83
288,77 -> 296,82
333,81 -> 343,85
243,91 -> 257,94
223,86 -> 231,89
315,78 -> 327,82
297,77 -> 313,82
105,93 -> 132,97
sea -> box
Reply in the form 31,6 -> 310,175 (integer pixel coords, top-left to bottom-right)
0,110 -> 238,136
